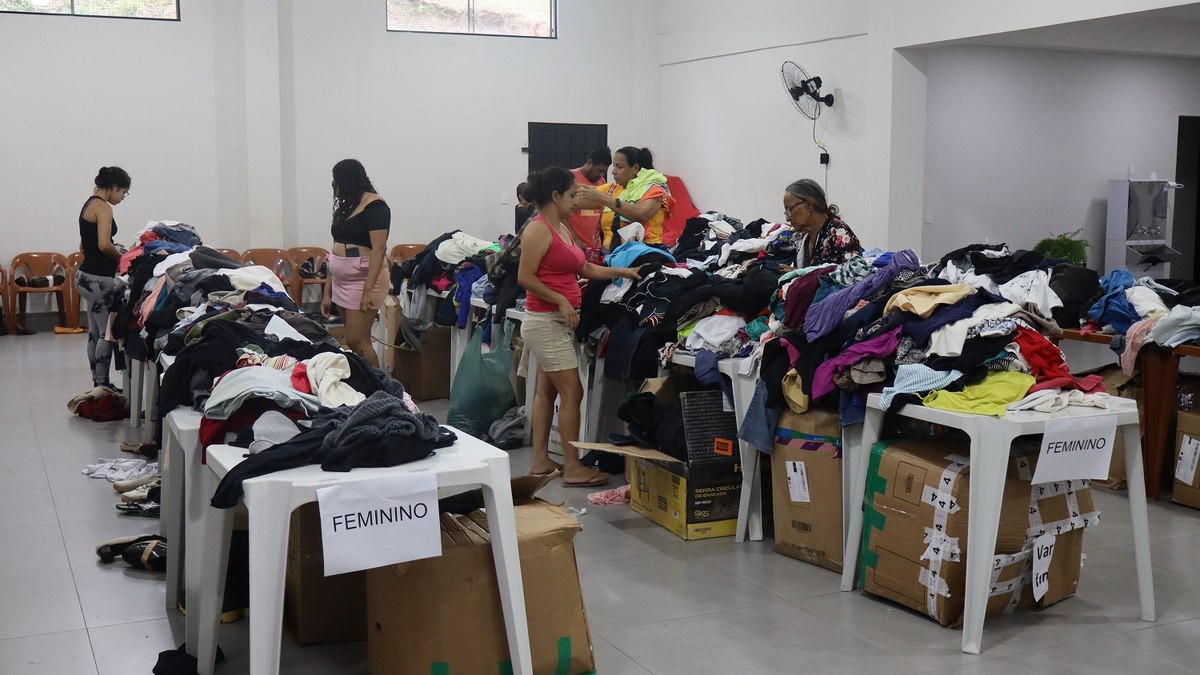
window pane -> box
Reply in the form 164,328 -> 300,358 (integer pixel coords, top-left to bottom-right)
0,0 -> 71,15
473,0 -> 553,37
387,0 -> 468,34
74,0 -> 178,19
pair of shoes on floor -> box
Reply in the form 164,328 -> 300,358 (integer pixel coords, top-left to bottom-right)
121,480 -> 161,503
120,441 -> 157,456
113,472 -> 160,493
96,533 -> 166,571
116,500 -> 160,518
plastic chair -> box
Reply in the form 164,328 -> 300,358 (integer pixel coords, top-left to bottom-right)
8,252 -> 70,334
65,251 -> 85,329
194,437 -> 533,675
240,248 -> 294,297
286,246 -> 329,305
389,243 -> 426,264
216,248 -> 241,261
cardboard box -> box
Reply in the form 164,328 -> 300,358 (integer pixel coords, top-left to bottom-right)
576,381 -> 742,540
392,325 -> 451,400
771,407 -> 843,572
1172,410 -> 1200,508
367,475 -> 594,675
1083,366 -> 1137,489
860,437 -> 1094,626
325,323 -> 346,346
285,503 -> 366,645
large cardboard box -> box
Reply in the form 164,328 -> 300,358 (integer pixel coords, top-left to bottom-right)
576,382 -> 742,540
771,407 -> 843,572
1172,410 -> 1200,508
285,503 -> 366,645
392,324 -> 451,400
860,437 -> 1094,626
367,475 -> 595,675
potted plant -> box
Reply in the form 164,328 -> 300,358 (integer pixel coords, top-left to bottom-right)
1033,229 -> 1090,266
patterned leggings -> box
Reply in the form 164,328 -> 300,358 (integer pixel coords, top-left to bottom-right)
75,270 -> 123,386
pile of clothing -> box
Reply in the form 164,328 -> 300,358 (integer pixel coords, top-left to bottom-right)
389,230 -> 500,328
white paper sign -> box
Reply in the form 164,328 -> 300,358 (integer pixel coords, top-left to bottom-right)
1176,435 -> 1200,485
1031,532 -> 1056,601
785,460 -> 810,503
316,472 -> 441,576
1031,416 -> 1117,484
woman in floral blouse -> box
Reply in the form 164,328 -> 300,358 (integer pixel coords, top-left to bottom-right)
783,178 -> 863,266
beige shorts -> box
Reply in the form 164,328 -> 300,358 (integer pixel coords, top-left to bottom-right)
521,310 -> 579,373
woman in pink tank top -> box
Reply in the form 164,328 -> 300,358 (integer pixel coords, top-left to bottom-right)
518,167 -> 640,487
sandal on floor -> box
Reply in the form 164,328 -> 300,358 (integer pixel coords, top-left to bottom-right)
562,470 -> 611,488
96,533 -> 165,563
116,501 -> 160,518
530,461 -> 563,477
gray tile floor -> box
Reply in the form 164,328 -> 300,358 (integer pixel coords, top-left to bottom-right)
3,334 -> 1200,674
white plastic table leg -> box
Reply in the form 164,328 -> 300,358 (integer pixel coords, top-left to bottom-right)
449,321 -> 469,387
243,483 -> 295,675
480,457 -> 533,675
129,358 -> 144,428
726,367 -> 762,543
141,362 -> 158,443
841,405 -> 883,591
184,433 -> 208,655
161,424 -> 183,609
960,429 -> 1013,655
196,503 -> 233,675
1122,423 -> 1157,621
841,424 -> 863,545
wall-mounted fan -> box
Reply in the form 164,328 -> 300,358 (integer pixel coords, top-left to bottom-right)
780,60 -> 835,120
780,60 -> 835,186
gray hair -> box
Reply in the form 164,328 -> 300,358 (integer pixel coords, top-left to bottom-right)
785,179 -> 839,217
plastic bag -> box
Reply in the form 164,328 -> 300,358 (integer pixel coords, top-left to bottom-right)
448,319 -> 517,438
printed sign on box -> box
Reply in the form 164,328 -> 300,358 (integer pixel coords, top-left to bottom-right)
317,473 -> 441,576
1032,416 -> 1117,484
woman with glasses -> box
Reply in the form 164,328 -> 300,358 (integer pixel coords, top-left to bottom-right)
783,178 -> 862,266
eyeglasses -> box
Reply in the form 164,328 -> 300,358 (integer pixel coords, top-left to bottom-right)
784,199 -> 808,217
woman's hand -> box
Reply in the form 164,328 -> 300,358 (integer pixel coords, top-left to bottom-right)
574,185 -> 603,209
321,297 -> 333,317
360,293 -> 379,312
558,299 -> 580,330
618,267 -> 641,281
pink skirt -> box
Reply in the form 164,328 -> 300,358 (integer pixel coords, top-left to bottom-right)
327,253 -> 389,311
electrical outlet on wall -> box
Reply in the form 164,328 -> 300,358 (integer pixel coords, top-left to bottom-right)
500,191 -> 510,205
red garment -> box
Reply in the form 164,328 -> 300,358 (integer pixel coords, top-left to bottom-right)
198,401 -> 307,460
76,393 -> 129,422
525,215 -> 585,312
1014,327 -> 1106,394
291,363 -> 312,394
430,273 -> 453,292
659,175 -> 700,246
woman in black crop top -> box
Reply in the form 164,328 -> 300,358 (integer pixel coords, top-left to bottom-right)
324,159 -> 390,367
76,166 -> 130,388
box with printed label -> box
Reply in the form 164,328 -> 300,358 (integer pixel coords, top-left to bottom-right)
1172,410 -> 1200,508
860,437 -> 1093,626
367,475 -> 595,674
770,407 -> 843,572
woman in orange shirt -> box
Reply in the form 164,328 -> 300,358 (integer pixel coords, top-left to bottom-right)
576,146 -> 675,250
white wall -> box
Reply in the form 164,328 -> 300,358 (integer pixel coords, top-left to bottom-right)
0,6 -> 234,261
923,45 -> 1200,270
280,0 -> 644,248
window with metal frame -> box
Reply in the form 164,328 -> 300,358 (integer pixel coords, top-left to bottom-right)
0,0 -> 178,20
386,0 -> 555,39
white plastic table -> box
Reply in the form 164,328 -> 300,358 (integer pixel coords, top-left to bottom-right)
194,433 -> 532,675
160,405 -> 202,613
840,393 -> 1155,654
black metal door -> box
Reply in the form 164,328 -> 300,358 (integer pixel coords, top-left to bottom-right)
525,122 -> 608,173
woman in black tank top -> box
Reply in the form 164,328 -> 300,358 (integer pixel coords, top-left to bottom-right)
75,166 -> 130,388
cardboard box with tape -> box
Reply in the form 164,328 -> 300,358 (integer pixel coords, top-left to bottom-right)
1173,410 -> 1200,508
367,475 -> 595,674
770,407 -> 843,572
576,380 -> 742,540
859,436 -> 1096,626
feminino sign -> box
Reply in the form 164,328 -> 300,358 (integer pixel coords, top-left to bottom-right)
317,472 -> 441,576
1032,416 -> 1117,484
